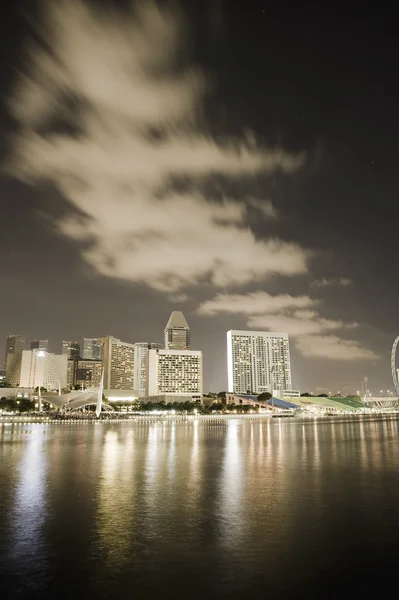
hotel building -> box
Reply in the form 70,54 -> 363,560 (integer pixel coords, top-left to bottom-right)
19,349 -> 67,390
227,330 -> 292,395
146,348 -> 203,402
99,336 -> 134,390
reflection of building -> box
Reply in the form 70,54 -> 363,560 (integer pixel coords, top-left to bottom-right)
30,339 -> 48,351
83,338 -> 103,361
147,348 -> 203,402
4,334 -> 25,386
19,349 -> 67,390
134,342 -> 163,397
227,330 -> 292,395
67,358 -> 103,389
164,311 -> 190,350
99,336 -> 134,390
62,341 -> 80,359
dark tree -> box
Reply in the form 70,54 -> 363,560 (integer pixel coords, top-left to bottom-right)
257,392 -> 272,402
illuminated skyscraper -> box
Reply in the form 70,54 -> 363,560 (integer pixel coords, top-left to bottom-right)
30,340 -> 48,351
164,311 -> 190,350
83,338 -> 103,361
4,335 -> 25,385
62,341 -> 80,359
227,330 -> 292,395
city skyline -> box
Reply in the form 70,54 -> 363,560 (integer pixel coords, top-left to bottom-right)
0,321 -> 396,395
1,1 -> 398,395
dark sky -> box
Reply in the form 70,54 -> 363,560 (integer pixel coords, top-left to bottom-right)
1,0 -> 399,395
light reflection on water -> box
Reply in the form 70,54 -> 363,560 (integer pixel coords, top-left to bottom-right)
11,426 -> 48,560
2,416 -> 399,598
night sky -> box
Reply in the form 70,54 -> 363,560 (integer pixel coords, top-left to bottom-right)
1,0 -> 398,394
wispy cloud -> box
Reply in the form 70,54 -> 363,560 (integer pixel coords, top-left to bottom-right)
310,277 -> 352,289
7,0 -> 308,293
198,291 -> 317,316
296,335 -> 377,360
197,290 -> 377,360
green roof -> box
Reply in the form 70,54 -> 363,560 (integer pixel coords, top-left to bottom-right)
280,396 -> 364,411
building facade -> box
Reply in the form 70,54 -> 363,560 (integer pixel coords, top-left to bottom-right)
147,348 -> 203,402
67,358 -> 103,389
227,330 -> 292,395
30,340 -> 49,351
82,338 -> 103,361
99,336 -> 134,390
133,342 -> 163,397
62,341 -> 81,359
164,311 -> 190,350
4,335 -> 25,385
19,350 -> 67,390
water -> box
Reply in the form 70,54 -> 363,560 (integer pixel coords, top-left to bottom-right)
1,416 -> 399,599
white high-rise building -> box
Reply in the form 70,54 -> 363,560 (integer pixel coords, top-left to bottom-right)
133,342 -> 163,397
227,330 -> 292,395
147,348 -> 203,402
82,338 -> 103,361
134,343 -> 149,397
19,350 -> 67,390
99,336 -> 134,390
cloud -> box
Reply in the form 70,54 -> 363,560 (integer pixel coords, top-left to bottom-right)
296,335 -> 378,360
310,277 -> 352,288
246,314 -> 357,337
7,0 -> 308,292
198,290 -> 317,316
197,290 -> 377,360
168,293 -> 190,303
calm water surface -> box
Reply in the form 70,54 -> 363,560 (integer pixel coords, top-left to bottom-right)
1,416 -> 399,599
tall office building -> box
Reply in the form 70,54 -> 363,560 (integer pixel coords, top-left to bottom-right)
227,330 -> 292,395
19,349 -> 67,390
164,311 -> 190,350
4,335 -> 25,385
62,341 -> 80,359
4,334 -> 24,367
147,348 -> 203,402
82,338 -> 103,361
99,336 -> 134,390
30,340 -> 49,351
133,342 -> 163,397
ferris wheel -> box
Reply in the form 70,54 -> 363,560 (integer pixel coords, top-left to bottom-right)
391,337 -> 399,395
